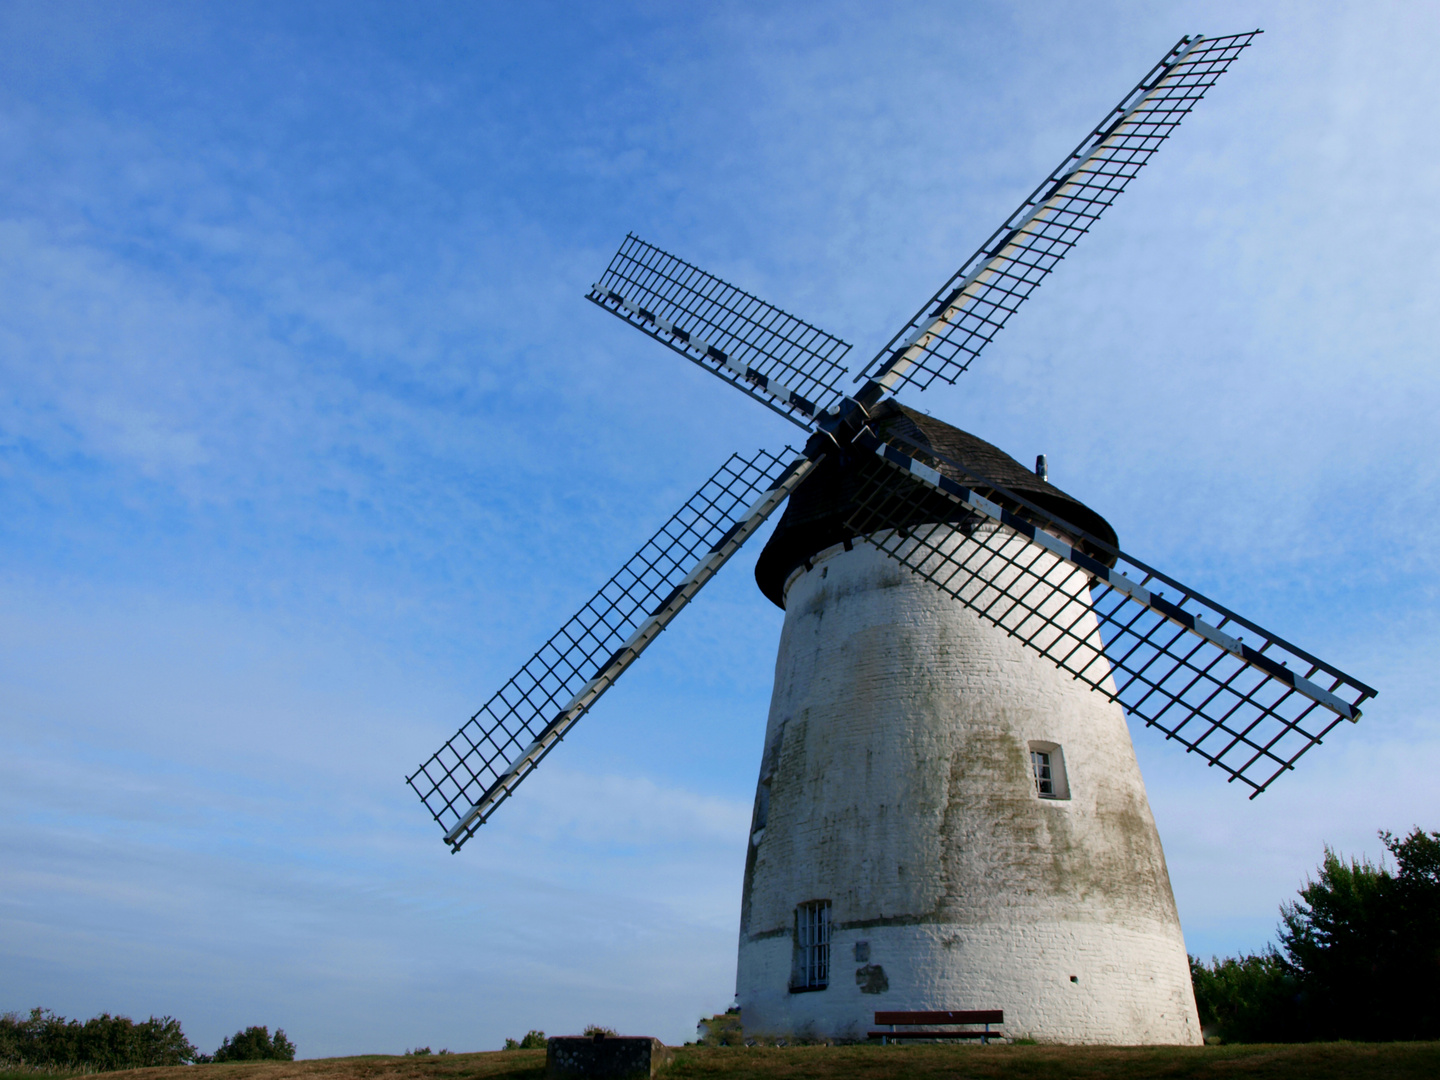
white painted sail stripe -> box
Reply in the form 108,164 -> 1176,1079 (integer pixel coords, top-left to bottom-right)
592,284 -> 818,419
874,37 -> 1205,393
864,437 -> 1359,723
443,454 -> 821,846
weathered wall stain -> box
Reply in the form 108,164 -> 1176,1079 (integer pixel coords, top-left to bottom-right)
856,964 -> 890,995
736,537 -> 1200,1045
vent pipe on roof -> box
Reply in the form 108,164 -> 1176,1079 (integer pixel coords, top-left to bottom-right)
1035,454 -> 1048,482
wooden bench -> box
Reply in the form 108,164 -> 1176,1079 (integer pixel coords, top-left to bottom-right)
868,1010 -> 1004,1045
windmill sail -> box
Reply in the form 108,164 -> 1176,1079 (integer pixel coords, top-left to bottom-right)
857,31 -> 1261,401
408,446 -> 817,850
845,429 -> 1375,796
414,28 -> 1372,861
590,235 -> 852,426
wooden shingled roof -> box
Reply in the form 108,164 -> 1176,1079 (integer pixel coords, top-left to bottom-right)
754,400 -> 1118,608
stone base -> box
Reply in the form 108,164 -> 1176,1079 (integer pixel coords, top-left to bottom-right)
546,1035 -> 672,1079
739,918 -> 1199,1043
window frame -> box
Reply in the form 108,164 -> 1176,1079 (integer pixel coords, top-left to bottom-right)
1028,741 -> 1071,800
1031,749 -> 1055,796
789,899 -> 831,993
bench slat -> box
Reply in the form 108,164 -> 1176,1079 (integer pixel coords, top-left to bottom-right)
867,1030 -> 997,1040
873,1010 -> 1003,1025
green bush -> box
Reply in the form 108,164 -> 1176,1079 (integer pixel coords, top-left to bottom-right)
1190,951 -> 1301,1042
0,1009 -> 197,1070
502,1030 -> 545,1050
1280,827 -> 1440,1040
1192,826 -> 1440,1042
696,1011 -> 743,1047
205,1025 -> 296,1062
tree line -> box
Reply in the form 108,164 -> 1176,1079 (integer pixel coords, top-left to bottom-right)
0,1010 -> 294,1069
6,827 -> 1434,1060
1191,826 -> 1440,1042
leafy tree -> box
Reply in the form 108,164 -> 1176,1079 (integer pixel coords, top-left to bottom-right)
1387,827 -> 1440,1037
502,1030 -> 546,1050
0,1008 -> 197,1069
1191,827 -> 1440,1043
209,1025 -> 296,1062
1189,951 -> 1300,1043
1279,828 -> 1440,1040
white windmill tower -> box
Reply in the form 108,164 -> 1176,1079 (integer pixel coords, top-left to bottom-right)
739,403 -> 1198,1043
407,31 -> 1375,1045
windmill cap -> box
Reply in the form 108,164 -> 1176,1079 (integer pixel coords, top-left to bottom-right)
754,401 -> 1118,609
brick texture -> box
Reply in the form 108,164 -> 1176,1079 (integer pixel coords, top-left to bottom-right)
736,537 -> 1201,1045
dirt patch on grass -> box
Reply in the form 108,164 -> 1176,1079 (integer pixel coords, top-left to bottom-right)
86,1042 -> 1440,1080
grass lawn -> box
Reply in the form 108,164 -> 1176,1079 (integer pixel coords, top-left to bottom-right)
71,1041 -> 1440,1080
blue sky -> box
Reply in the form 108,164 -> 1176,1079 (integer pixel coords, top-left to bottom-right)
2,0 -> 1437,1056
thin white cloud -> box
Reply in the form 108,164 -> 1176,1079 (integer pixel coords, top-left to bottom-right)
0,0 -> 1436,1057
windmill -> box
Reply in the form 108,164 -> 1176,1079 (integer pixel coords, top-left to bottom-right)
407,31 -> 1375,1044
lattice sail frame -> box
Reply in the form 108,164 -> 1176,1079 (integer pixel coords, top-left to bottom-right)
846,429 -> 1375,796
411,28 -> 1372,851
859,31 -> 1261,399
408,447 -> 818,850
590,235 -> 852,428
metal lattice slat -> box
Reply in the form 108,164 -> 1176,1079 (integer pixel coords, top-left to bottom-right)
590,235 -> 852,425
408,446 -> 817,850
844,430 -> 1374,796
859,31 -> 1261,398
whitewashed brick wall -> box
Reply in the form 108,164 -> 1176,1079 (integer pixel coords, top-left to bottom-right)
736,535 -> 1201,1045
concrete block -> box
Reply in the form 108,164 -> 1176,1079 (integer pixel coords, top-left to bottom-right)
545,1035 -> 672,1079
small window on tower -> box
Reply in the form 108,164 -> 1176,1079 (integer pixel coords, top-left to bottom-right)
790,900 -> 831,992
1028,741 -> 1070,800
1032,749 -> 1054,795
